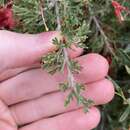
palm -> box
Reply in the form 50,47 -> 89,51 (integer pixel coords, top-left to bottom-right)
0,31 -> 114,130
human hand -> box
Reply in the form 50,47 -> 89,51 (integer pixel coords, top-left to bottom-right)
0,30 -> 115,130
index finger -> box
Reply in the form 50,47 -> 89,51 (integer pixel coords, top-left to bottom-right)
0,30 -> 61,73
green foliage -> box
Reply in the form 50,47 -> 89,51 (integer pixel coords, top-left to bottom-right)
41,51 -> 64,74
63,82 -> 94,113
41,38 -> 92,112
1,0 -> 130,129
116,49 -> 130,67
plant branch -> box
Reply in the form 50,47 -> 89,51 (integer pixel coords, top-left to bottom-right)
39,0 -> 49,31
54,0 -> 76,89
92,16 -> 115,56
55,0 -> 61,31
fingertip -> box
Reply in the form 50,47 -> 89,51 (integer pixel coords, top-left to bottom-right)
76,107 -> 101,130
95,79 -> 115,104
101,79 -> 115,104
34,31 -> 62,53
88,107 -> 101,129
37,32 -> 83,58
85,53 -> 109,77
76,53 -> 109,83
86,79 -> 115,105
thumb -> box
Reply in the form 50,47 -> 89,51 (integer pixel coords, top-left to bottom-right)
0,121 -> 17,130
0,30 -> 61,73
0,100 -> 17,130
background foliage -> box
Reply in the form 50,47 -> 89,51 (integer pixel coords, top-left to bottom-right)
0,0 -> 130,129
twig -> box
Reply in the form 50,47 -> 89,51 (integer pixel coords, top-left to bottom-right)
55,0 -> 61,31
92,16 -> 115,56
63,48 -> 76,88
54,0 -> 76,89
39,0 -> 49,31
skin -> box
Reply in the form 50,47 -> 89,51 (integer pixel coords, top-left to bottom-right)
0,30 -> 115,130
